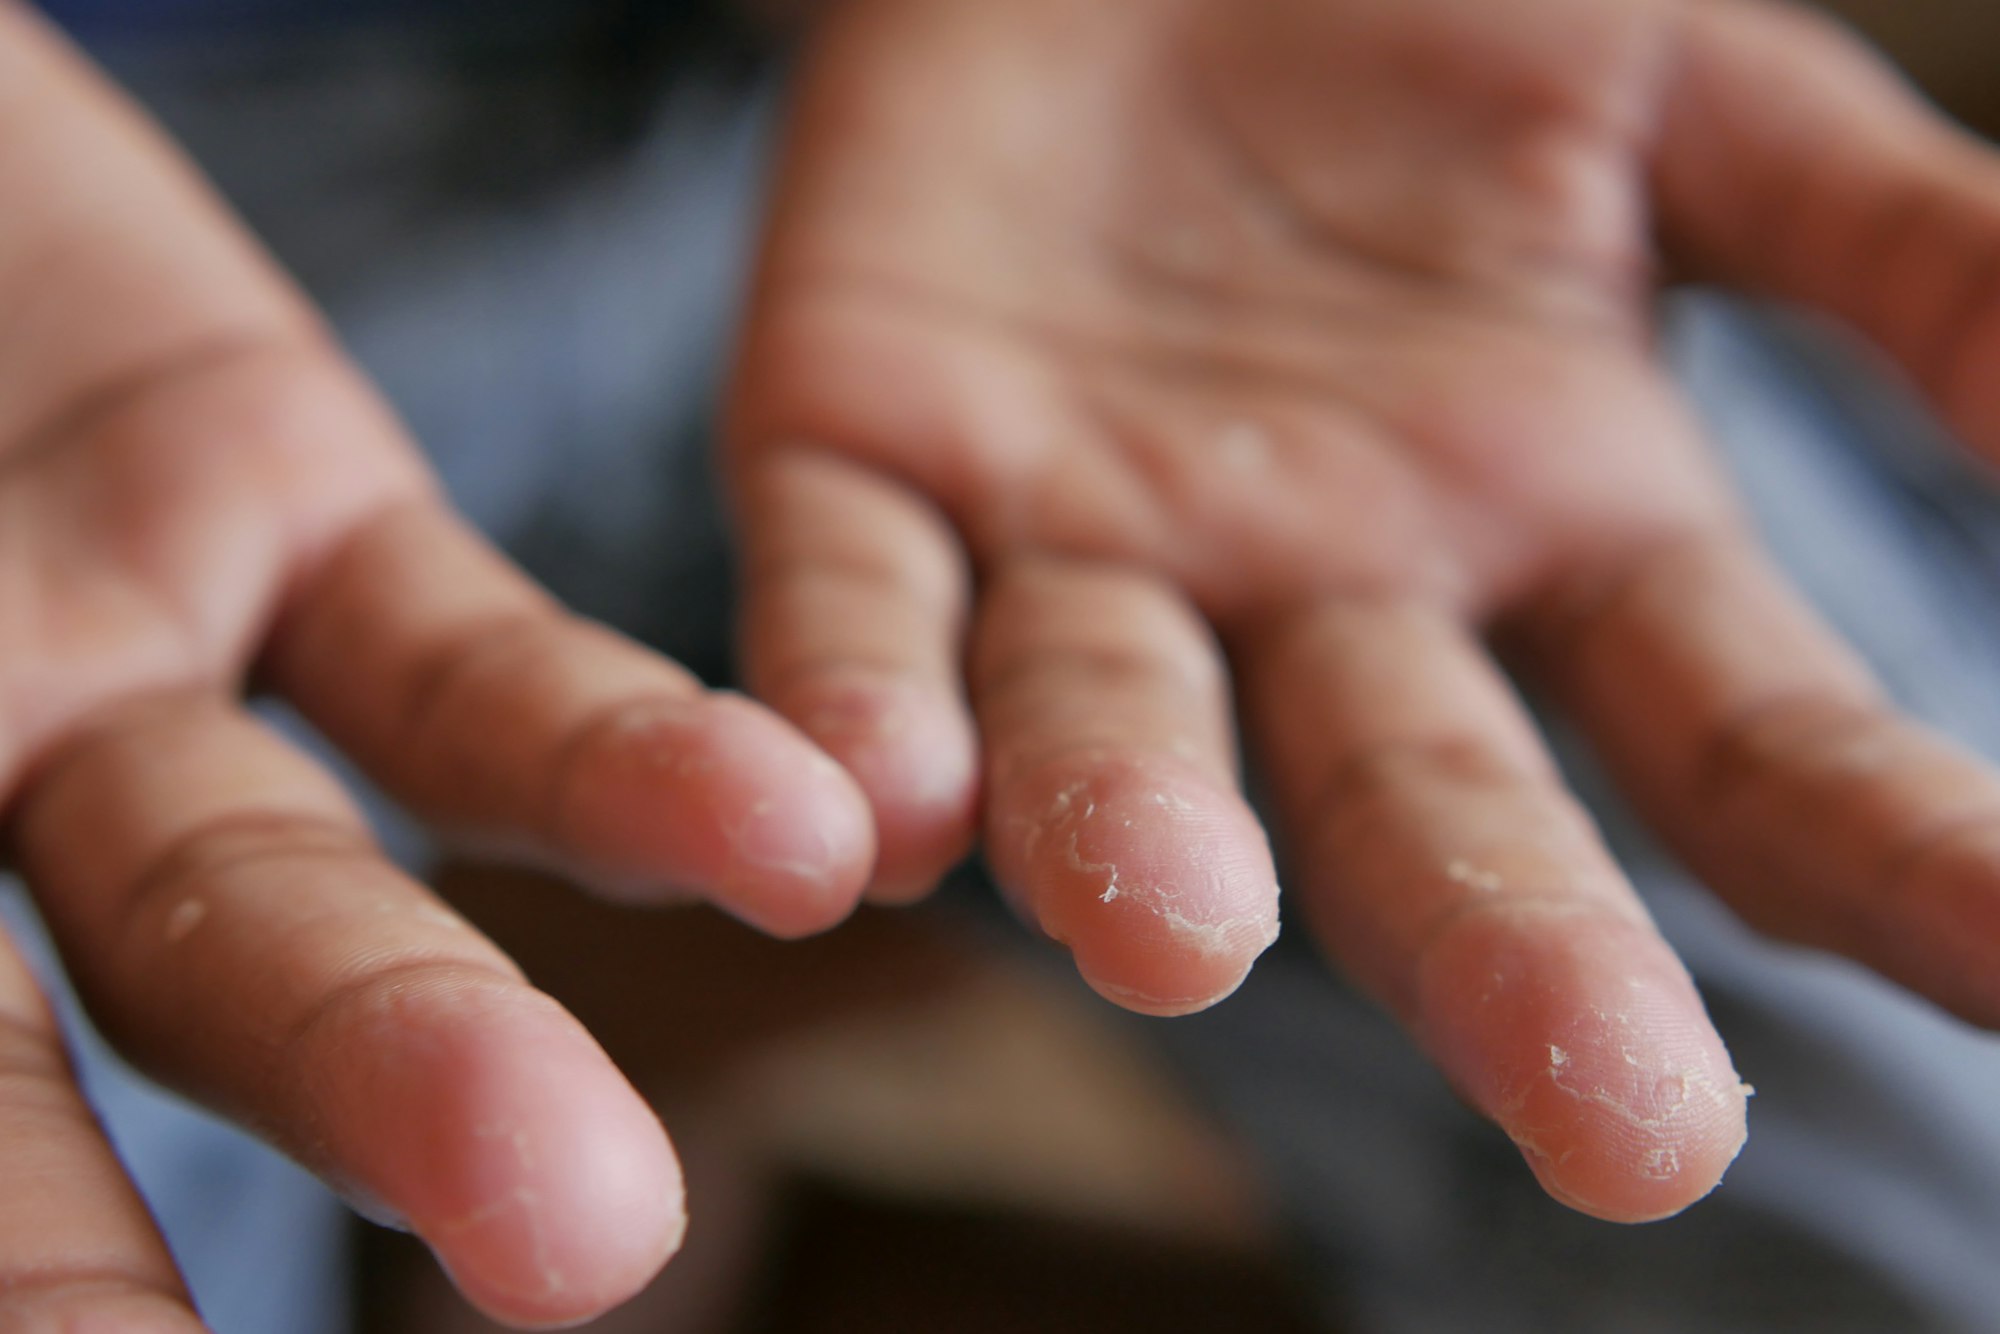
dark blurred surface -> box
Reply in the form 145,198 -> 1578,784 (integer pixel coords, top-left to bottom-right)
739,1180 -> 1326,1334
1820,0 -> 2000,135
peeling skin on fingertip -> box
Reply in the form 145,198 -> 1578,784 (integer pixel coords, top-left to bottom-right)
1418,909 -> 1751,1222
1001,754 -> 1282,1016
1089,969 -> 1256,1018
719,791 -> 853,925
730,807 -> 839,885
433,1184 -> 569,1307
1446,858 -> 1505,893
439,1126 -> 580,1310
430,1128 -> 584,1312
1048,776 -> 1276,960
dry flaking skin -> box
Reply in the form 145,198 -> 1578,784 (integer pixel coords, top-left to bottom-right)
1416,904 -> 1752,1222
999,752 -> 1283,1017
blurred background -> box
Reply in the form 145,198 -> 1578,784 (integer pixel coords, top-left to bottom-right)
1822,0 -> 2000,133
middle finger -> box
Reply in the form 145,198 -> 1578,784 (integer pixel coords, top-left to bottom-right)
975,556 -> 1280,1016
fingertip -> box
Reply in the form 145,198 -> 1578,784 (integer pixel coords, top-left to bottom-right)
558,693 -> 877,937
309,975 -> 686,1328
997,753 -> 1280,1016
1518,1104 -> 1747,1225
434,1137 -> 686,1332
1417,909 -> 1749,1223
433,1105 -> 687,1330
783,671 -> 980,907
1506,1025 -> 1748,1224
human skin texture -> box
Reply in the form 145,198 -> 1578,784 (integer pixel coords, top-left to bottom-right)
0,4 -> 883,1329
730,0 -> 2000,1225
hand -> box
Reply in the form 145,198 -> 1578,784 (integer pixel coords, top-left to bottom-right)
730,0 -> 2000,1223
0,8 -> 877,1328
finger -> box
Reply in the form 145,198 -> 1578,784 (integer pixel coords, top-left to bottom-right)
737,448 -> 979,905
1529,530 -> 2000,1027
974,558 -> 1279,1017
1239,597 -> 1748,1223
264,502 -> 875,939
1656,0 -> 2000,451
0,924 -> 205,1332
12,693 -> 684,1329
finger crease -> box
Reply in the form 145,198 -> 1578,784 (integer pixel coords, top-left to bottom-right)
396,610 -> 570,746
1876,805 -> 2000,912
5,686 -> 220,824
1405,894 -> 1647,1003
1305,735 -> 1553,823
540,691 -> 705,857
1526,529 -> 1734,669
0,328 -> 316,476
1690,692 -> 1884,807
755,654 -> 940,707
275,955 -> 525,1109
119,809 -> 372,930
746,548 -> 961,618
975,640 -> 1217,702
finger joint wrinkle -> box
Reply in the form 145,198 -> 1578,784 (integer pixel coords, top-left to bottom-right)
1308,734 -> 1551,819
0,327 -> 315,477
1690,692 -> 1886,807
118,808 -> 374,931
276,955 -> 527,1095
393,608 -> 572,748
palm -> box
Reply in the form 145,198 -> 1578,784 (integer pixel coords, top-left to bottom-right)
735,0 -> 2000,1225
0,344 -> 413,774
742,0 -> 1734,621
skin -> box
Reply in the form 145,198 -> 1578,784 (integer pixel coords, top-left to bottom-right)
731,0 -> 2000,1227
7,0 -> 2000,1327
0,4 -> 879,1329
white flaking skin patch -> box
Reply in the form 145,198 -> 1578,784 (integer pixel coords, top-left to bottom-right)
1446,859 -> 1505,893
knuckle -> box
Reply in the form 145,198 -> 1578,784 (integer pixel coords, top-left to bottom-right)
122,807 -> 372,925
1692,692 -> 1886,806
